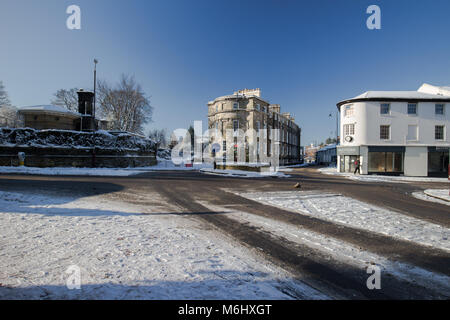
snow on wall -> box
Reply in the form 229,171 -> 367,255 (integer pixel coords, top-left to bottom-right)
0,128 -> 156,152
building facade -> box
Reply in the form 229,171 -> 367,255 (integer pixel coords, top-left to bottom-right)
18,105 -> 80,130
336,84 -> 450,177
316,144 -> 337,166
207,89 -> 301,165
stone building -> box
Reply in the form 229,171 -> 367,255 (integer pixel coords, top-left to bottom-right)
18,105 -> 80,130
207,89 -> 301,165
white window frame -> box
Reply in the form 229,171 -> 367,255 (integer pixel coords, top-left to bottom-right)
407,125 -> 418,141
344,104 -> 354,117
380,125 -> 390,140
435,103 -> 445,116
344,123 -> 355,136
380,103 -> 390,115
233,120 -> 239,132
407,103 -> 418,115
435,125 -> 445,141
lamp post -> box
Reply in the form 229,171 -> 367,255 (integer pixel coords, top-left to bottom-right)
329,110 -> 339,144
93,59 -> 98,130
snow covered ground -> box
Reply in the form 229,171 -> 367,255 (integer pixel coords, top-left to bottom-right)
0,166 -> 146,177
0,161 -> 213,176
319,167 -> 449,183
0,189 -> 325,300
200,201 -> 450,296
238,191 -> 450,252
413,189 -> 450,206
424,189 -> 450,202
200,168 -> 290,178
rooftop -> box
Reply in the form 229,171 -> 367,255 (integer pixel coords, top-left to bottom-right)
18,105 -> 80,117
337,84 -> 450,108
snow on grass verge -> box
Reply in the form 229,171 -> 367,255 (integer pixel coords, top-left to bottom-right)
0,166 -> 146,176
141,159 -> 212,171
199,201 -> 450,297
200,168 -> 290,178
238,191 -> 450,252
319,167 -> 449,183
0,190 -> 325,300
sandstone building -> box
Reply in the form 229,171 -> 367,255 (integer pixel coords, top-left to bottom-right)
207,89 -> 301,165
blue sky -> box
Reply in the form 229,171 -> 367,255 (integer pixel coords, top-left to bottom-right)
1,0 -> 450,145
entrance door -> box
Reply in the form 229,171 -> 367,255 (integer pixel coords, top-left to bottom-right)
428,150 -> 449,177
341,155 -> 358,173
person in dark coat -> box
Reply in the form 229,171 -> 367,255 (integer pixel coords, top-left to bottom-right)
354,159 -> 360,174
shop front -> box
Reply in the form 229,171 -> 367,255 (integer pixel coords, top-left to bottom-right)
368,146 -> 404,175
428,147 -> 449,177
337,146 -> 360,173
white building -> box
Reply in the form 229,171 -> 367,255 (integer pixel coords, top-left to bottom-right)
336,84 -> 450,177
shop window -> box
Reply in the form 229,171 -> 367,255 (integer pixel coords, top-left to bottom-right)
369,152 -> 403,173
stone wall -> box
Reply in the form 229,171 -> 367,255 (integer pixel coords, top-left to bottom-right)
0,128 -> 157,168
0,146 -> 156,168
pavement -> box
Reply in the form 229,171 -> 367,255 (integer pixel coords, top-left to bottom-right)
0,166 -> 449,299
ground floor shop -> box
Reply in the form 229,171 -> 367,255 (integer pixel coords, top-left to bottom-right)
337,146 -> 449,177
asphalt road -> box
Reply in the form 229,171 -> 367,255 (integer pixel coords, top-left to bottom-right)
0,167 -> 449,299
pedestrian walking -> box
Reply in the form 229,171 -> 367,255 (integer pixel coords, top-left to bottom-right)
354,159 -> 360,174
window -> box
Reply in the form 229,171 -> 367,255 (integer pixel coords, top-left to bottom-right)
407,125 -> 418,141
344,105 -> 354,117
256,121 -> 260,132
380,103 -> 390,115
215,105 -> 218,112
221,103 -> 225,110
407,103 -> 417,115
233,102 -> 238,110
255,104 -> 260,111
233,120 -> 239,132
380,125 -> 390,140
435,104 -> 445,115
344,124 -> 355,136
369,152 -> 404,173
435,126 -> 445,140
262,106 -> 266,113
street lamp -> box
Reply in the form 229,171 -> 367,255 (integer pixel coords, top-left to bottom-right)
93,59 -> 98,130
329,110 -> 339,144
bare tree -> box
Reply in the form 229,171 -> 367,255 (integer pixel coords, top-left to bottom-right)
51,88 -> 79,112
0,81 -> 20,127
97,74 -> 153,134
148,128 -> 167,149
0,81 -> 11,107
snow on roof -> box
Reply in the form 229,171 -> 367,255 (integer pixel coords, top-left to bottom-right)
318,144 -> 337,152
418,83 -> 450,96
352,91 -> 447,100
18,105 -> 80,116
337,88 -> 450,107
